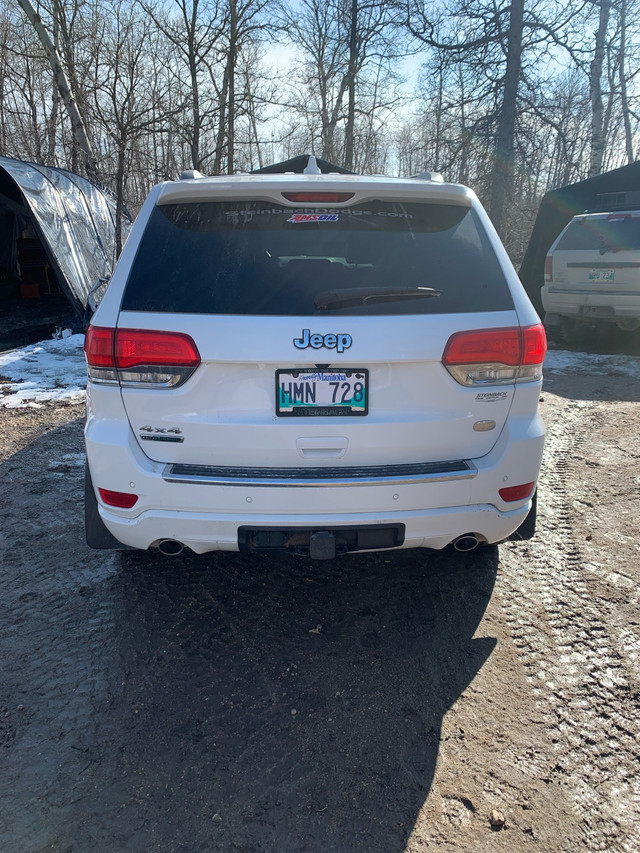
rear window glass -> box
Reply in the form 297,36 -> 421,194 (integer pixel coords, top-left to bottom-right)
556,216 -> 640,252
121,200 -> 514,316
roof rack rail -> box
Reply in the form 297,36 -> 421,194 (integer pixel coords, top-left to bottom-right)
251,155 -> 356,175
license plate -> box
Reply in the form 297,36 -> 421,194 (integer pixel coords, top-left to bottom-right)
276,368 -> 368,416
588,269 -> 615,281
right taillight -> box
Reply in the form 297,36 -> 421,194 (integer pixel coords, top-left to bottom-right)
85,325 -> 201,388
544,254 -> 553,282
442,324 -> 547,386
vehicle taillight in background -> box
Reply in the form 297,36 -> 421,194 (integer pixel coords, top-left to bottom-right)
442,324 -> 547,386
544,254 -> 553,282
84,326 -> 201,388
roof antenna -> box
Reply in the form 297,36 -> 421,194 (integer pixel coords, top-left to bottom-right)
303,155 -> 322,175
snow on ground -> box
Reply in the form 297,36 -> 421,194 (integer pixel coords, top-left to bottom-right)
1,334 -> 640,409
0,333 -> 87,409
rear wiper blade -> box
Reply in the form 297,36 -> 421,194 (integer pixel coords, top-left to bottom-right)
314,286 -> 442,310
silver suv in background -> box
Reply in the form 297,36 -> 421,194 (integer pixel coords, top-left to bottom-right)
543,208 -> 640,337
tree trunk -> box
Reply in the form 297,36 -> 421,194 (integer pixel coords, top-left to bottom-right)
488,0 -> 524,238
227,0 -> 237,174
588,0 -> 611,177
344,0 -> 358,170
115,143 -> 126,258
16,0 -> 97,180
617,0 -> 634,163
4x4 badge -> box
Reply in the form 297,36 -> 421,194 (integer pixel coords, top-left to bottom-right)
293,329 -> 352,353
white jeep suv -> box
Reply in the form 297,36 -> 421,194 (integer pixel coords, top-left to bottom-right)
84,156 -> 546,559
543,208 -> 640,334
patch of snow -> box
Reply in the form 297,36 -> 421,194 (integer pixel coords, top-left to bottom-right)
545,349 -> 640,378
0,334 -> 87,409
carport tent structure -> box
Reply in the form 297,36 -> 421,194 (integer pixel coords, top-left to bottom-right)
518,160 -> 640,316
0,154 -> 129,319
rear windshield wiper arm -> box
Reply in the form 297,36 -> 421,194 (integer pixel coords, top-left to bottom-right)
315,286 -> 442,310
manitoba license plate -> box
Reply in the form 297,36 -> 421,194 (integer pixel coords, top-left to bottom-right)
588,268 -> 615,281
276,369 -> 368,416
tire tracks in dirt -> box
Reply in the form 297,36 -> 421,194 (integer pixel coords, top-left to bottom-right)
499,397 -> 640,853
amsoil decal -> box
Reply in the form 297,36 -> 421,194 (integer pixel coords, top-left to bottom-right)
286,213 -> 339,223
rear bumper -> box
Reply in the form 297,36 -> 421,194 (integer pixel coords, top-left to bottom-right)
96,503 -> 531,554
85,407 -> 545,554
542,284 -> 640,320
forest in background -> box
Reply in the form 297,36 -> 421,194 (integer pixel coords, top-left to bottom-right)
2,0 -> 639,261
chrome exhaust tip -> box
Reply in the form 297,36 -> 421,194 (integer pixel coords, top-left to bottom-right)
157,539 -> 184,556
452,534 -> 480,552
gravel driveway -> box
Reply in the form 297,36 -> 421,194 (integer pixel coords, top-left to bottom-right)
0,359 -> 638,852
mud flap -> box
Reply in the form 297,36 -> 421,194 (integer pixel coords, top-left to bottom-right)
84,462 -> 133,550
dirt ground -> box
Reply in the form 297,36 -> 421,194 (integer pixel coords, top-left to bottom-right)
0,358 -> 639,852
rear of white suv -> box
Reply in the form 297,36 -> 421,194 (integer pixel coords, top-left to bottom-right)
84,158 -> 546,559
542,209 -> 640,333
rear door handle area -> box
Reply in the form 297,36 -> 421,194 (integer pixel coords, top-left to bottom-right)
296,436 -> 349,459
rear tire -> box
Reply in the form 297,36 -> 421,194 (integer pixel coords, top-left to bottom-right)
84,462 -> 132,550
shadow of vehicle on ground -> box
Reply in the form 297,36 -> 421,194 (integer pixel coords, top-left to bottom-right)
76,547 -> 498,852
0,413 -> 499,853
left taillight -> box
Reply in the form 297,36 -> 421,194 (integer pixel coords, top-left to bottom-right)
85,325 -> 201,388
442,324 -> 547,386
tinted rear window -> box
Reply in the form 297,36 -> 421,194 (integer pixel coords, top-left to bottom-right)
556,216 -> 640,252
121,200 -> 514,316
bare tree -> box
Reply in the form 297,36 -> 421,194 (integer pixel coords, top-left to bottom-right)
589,0 -> 612,175
15,0 -> 97,178
91,0 -> 173,252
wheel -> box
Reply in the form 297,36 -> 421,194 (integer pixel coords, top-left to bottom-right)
507,491 -> 537,541
556,317 -> 584,347
84,462 -> 132,550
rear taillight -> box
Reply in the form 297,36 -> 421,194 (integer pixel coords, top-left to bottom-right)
544,254 -> 553,282
85,325 -> 201,388
442,324 -> 547,386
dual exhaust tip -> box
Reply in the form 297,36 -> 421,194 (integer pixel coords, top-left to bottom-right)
155,534 -> 482,557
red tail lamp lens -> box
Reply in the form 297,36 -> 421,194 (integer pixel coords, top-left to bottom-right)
281,192 -> 354,203
521,324 -> 547,364
499,482 -> 535,502
443,328 -> 522,366
99,488 -> 138,508
85,325 -> 115,368
115,329 -> 200,369
544,255 -> 553,282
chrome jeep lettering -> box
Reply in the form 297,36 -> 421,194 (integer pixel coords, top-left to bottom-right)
293,329 -> 352,353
